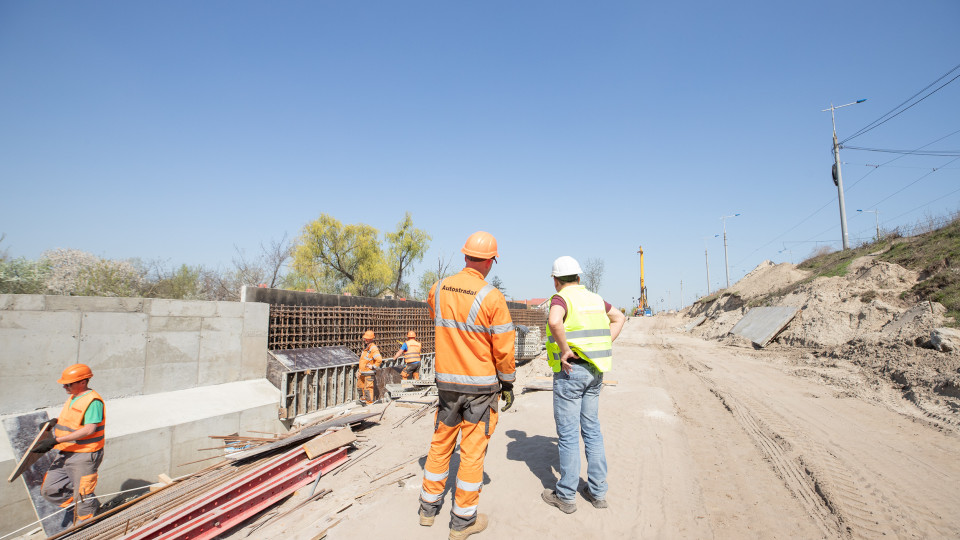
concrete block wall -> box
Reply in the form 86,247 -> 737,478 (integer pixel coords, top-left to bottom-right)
0,295 -> 270,415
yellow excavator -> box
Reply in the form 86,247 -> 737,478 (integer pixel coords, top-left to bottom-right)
637,246 -> 651,316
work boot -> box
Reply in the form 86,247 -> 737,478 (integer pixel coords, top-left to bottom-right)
419,509 -> 435,527
542,489 -> 576,514
580,487 -> 609,509
448,513 -> 488,539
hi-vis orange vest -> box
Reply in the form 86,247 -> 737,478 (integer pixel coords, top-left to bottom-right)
359,344 -> 382,375
403,339 -> 422,363
54,390 -> 105,453
429,267 -> 516,394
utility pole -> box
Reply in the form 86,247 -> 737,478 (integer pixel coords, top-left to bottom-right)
823,99 -> 866,250
721,214 -> 740,289
679,280 -> 683,310
703,237 -> 712,295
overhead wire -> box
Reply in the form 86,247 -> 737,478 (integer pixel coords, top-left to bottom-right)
840,63 -> 960,145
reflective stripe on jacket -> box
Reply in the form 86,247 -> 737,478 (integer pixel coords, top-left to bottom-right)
54,390 -> 105,453
545,285 -> 613,372
359,343 -> 382,375
429,267 -> 516,394
403,339 -> 422,363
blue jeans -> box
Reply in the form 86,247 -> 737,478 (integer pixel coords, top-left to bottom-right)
553,362 -> 607,502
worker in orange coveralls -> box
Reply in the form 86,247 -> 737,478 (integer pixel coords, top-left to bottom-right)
417,231 -> 516,540
393,330 -> 423,380
357,330 -> 383,404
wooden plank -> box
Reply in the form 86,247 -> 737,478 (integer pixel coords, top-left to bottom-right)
7,418 -> 56,482
303,427 -> 356,460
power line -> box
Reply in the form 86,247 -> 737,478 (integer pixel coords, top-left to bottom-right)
841,63 -> 960,145
843,146 -> 960,157
842,128 -> 960,192
885,185 -> 960,224
867,156 -> 960,208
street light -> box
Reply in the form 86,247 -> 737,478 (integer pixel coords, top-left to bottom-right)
720,214 -> 740,289
857,209 -> 881,242
822,98 -> 867,250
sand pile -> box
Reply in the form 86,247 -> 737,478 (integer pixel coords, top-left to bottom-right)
685,255 -> 945,349
729,260 -> 810,300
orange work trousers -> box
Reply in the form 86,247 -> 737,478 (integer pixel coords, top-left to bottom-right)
357,373 -> 375,404
419,392 -> 499,531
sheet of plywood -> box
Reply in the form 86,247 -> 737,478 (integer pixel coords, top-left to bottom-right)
303,427 -> 356,460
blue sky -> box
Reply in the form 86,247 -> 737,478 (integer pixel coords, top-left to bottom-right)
2,1 -> 958,310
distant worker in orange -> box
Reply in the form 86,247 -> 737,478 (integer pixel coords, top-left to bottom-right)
33,364 -> 105,524
418,231 -> 516,540
393,331 -> 423,380
357,330 -> 383,404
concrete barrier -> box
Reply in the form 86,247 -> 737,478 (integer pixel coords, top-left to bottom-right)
0,295 -> 270,415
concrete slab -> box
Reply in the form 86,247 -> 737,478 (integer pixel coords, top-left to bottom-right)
242,302 -> 270,337
1,311 -> 82,414
216,301 -> 245,318
240,335 -> 268,380
198,318 -> 244,386
143,332 -> 201,393
44,296 -> 144,313
684,316 -> 707,332
0,294 -> 45,311
78,312 -> 148,397
148,316 -> 203,333
730,306 -> 801,348
145,299 -> 218,318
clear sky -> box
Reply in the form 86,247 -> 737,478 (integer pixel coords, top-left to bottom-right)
2,1 -> 958,310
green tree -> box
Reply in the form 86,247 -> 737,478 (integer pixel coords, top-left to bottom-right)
414,254 -> 454,300
145,264 -> 205,299
0,257 -> 51,294
386,212 -> 430,298
489,275 -> 506,296
291,214 -> 391,296
75,259 -> 143,297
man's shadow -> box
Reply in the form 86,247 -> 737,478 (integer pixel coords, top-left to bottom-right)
418,447 -> 492,505
504,429 -> 560,489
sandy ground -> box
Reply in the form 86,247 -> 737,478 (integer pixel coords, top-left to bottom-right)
227,316 -> 960,540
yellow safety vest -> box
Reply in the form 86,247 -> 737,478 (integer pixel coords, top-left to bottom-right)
545,285 -> 613,372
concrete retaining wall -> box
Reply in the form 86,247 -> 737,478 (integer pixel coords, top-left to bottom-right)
0,295 -> 270,415
0,380 -> 285,536
0,294 -> 280,536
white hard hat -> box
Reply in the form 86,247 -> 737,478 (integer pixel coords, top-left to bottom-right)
551,256 -> 583,277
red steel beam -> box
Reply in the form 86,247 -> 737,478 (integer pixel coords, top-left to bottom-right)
122,446 -> 348,540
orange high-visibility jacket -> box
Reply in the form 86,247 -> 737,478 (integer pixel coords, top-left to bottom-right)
54,390 -> 105,453
403,339 -> 422,363
359,344 -> 382,375
428,268 -> 516,394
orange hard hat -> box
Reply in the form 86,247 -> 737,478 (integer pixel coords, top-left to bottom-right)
58,364 -> 93,385
407,331 -> 416,339
363,330 -> 375,340
461,231 -> 498,259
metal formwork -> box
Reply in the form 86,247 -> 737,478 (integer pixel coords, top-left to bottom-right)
278,364 -> 359,420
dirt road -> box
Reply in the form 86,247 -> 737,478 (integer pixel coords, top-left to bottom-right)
250,316 -> 960,539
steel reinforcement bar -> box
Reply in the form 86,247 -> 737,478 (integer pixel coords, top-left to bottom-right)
268,305 -> 546,358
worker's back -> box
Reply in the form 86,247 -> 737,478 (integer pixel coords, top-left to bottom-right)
428,267 -> 516,395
